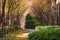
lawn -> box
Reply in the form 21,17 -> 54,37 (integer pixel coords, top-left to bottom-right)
0,29 -> 21,40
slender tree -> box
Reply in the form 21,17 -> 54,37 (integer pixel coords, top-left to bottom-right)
2,0 -> 6,37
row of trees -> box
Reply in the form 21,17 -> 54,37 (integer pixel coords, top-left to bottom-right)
0,0 -> 60,28
0,0 -> 60,37
28,0 -> 59,25
0,0 -> 22,37
1,0 -> 29,26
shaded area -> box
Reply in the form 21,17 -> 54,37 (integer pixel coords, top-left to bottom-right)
25,14 -> 36,29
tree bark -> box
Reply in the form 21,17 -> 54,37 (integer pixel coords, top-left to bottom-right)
2,0 -> 6,37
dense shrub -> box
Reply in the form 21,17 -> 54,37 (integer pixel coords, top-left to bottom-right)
25,14 -> 36,29
0,27 -> 3,37
25,20 -> 36,29
35,26 -> 60,31
0,26 -> 11,37
28,26 -> 60,40
13,20 -> 19,29
0,26 -> 16,37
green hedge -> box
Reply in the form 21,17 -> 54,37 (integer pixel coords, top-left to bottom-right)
0,26 -> 16,37
35,26 -> 60,31
0,27 -> 3,37
0,29 -> 21,40
0,26 -> 11,37
28,26 -> 60,40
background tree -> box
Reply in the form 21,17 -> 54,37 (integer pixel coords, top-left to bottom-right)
0,0 -> 2,26
30,0 -> 51,25
2,0 -> 6,37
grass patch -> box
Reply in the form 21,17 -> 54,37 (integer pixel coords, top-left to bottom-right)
0,29 -> 21,40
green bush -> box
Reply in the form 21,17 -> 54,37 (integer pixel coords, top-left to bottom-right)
13,20 -> 19,29
25,14 -> 36,29
0,26 -> 13,37
0,27 -> 3,37
35,26 -> 60,31
0,29 -> 21,40
28,26 -> 60,40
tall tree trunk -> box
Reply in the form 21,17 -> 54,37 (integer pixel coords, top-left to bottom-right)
51,0 -> 57,25
2,0 -> 6,37
48,16 -> 52,25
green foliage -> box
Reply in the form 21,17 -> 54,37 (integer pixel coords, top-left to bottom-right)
0,26 -> 17,37
0,27 -> 3,37
26,14 -> 42,29
35,26 -> 60,31
0,29 -> 21,40
32,17 -> 41,26
0,26 -> 11,37
13,20 -> 19,29
25,14 -> 36,29
28,26 -> 60,40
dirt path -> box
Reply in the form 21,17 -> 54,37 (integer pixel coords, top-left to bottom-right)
14,29 -> 35,40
